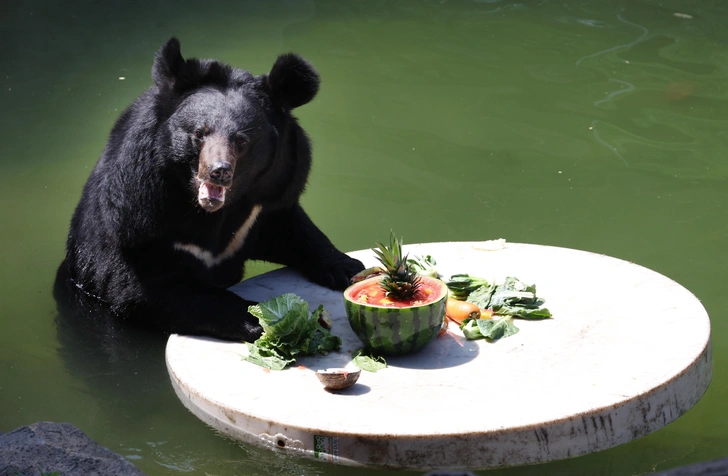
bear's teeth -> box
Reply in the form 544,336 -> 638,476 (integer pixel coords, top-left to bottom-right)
199,182 -> 225,202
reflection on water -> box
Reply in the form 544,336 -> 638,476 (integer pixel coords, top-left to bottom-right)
54,305 -> 171,424
2,0 -> 728,474
53,272 -> 336,475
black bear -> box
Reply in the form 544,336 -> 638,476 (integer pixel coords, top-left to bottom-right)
54,38 -> 364,342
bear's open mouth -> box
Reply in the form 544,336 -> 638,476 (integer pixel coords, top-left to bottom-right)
198,181 -> 227,210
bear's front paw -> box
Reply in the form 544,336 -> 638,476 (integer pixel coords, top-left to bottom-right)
242,319 -> 264,342
306,255 -> 365,291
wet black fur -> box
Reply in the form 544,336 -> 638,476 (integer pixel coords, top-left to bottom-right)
54,38 -> 363,341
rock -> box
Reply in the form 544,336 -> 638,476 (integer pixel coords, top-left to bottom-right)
0,422 -> 145,476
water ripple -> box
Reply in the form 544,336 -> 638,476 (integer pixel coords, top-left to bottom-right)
576,8 -> 649,67
593,78 -> 635,107
591,119 -> 630,168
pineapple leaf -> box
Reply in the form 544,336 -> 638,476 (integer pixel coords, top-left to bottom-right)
371,231 -> 421,301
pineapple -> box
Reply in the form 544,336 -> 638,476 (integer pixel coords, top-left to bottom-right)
372,232 -> 421,301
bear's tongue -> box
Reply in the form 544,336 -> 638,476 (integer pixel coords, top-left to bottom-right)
199,182 -> 225,202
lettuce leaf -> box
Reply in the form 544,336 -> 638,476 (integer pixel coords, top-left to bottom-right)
243,294 -> 342,370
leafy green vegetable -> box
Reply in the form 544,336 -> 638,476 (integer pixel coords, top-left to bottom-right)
243,294 -> 341,370
465,276 -> 551,320
503,276 -> 535,294
460,318 -> 484,340
489,277 -> 537,307
244,345 -> 292,370
459,276 -> 552,341
408,254 -> 441,279
477,315 -> 520,340
493,304 -> 552,320
352,348 -> 388,372
465,281 -> 497,307
460,316 -> 520,341
446,274 -> 491,301
488,290 -> 537,308
407,251 -> 554,343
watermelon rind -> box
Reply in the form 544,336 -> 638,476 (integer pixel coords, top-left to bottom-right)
343,275 -> 447,356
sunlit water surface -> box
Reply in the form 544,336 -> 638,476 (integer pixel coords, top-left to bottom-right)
1,1 -> 727,474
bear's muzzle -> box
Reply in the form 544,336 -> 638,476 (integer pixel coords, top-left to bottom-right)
196,135 -> 237,212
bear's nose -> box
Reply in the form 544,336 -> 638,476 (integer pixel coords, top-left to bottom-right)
209,162 -> 233,186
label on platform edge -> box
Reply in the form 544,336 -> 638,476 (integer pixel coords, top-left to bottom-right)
313,434 -> 339,462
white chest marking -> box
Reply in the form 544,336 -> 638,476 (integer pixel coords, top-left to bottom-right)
174,205 -> 262,268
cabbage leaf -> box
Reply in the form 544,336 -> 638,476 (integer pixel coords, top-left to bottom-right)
243,294 -> 342,370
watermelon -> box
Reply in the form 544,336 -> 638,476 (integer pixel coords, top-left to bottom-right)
343,275 -> 448,356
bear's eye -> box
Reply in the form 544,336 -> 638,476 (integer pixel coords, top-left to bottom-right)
193,129 -> 205,140
235,131 -> 249,148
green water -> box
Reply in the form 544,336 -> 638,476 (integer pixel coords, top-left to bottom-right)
1,0 -> 727,474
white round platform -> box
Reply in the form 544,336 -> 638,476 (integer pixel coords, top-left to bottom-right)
165,242 -> 712,470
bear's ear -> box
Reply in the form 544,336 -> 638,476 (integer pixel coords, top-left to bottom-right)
152,38 -> 188,91
267,54 -> 320,110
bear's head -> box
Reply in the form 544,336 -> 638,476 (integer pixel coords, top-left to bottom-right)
152,38 -> 319,213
